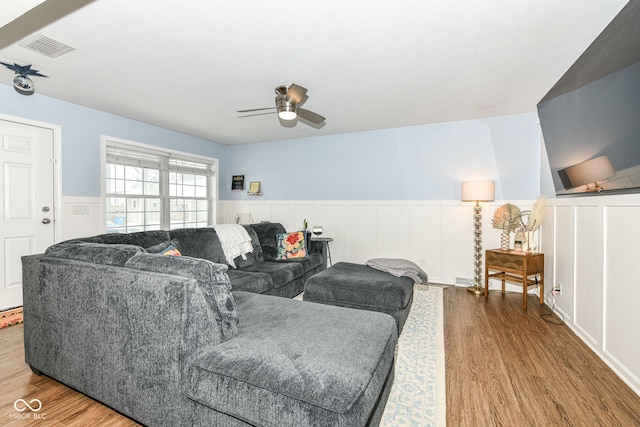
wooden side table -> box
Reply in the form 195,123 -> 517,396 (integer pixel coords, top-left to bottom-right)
484,249 -> 544,310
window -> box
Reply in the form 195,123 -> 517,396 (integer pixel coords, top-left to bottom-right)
104,138 -> 217,233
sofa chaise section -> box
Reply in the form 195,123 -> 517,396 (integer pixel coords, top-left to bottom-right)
187,292 -> 397,426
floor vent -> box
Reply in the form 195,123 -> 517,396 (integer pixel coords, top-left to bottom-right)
19,33 -> 75,58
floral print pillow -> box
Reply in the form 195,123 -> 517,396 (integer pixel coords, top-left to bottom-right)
275,231 -> 308,260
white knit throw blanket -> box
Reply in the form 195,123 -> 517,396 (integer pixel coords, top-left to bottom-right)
213,224 -> 254,268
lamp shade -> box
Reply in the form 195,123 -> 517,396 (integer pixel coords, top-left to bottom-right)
461,180 -> 495,202
565,156 -> 615,188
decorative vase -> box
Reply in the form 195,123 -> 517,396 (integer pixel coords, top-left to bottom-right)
513,229 -> 526,252
526,230 -> 537,253
500,232 -> 510,251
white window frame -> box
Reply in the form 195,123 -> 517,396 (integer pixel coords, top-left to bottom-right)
101,136 -> 218,233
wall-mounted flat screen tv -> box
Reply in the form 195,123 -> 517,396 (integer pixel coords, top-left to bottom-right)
537,2 -> 640,196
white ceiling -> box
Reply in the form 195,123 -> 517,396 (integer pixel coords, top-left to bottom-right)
0,0 -> 629,145
0,0 -> 44,27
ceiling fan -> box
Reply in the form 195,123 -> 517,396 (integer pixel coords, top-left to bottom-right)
0,62 -> 47,95
238,83 -> 326,126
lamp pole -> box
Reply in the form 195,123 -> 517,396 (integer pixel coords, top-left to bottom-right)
468,201 -> 484,294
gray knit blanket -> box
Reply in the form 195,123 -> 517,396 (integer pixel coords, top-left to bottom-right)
365,258 -> 429,284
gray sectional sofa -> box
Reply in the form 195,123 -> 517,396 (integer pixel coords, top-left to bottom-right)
21,223 -> 398,426
60,222 -> 325,298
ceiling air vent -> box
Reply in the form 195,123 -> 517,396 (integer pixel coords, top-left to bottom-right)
19,33 -> 75,58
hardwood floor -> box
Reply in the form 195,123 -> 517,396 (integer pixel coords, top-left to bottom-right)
445,286 -> 640,426
1,288 -> 639,426
0,323 -> 138,426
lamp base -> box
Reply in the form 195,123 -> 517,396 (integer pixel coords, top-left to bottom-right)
467,285 -> 483,295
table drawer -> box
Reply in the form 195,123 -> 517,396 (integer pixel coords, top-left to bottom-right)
486,250 -> 543,276
486,250 -> 524,270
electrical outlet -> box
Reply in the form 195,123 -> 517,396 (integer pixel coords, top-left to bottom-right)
553,282 -> 562,295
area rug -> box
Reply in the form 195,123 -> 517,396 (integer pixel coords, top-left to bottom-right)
381,284 -> 446,427
0,307 -> 23,329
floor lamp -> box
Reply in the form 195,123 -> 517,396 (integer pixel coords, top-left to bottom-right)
461,181 -> 495,295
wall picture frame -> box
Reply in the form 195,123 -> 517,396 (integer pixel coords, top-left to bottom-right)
232,175 -> 244,191
248,181 -> 261,195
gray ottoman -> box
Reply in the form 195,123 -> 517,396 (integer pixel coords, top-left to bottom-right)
304,262 -> 414,334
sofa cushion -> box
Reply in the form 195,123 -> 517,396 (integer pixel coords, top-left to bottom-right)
187,291 -> 397,427
238,261 -> 304,289
45,242 -> 144,267
168,228 -> 227,265
280,252 -> 323,272
232,226 -> 264,269
248,222 -> 286,261
226,270 -> 273,294
124,253 -> 238,341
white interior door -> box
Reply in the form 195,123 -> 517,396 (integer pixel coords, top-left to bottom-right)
0,119 -> 55,311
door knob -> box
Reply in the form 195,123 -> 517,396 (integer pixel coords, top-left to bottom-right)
42,218 -> 51,224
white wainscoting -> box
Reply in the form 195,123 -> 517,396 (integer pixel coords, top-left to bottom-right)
546,193 -> 640,396
59,197 -> 535,284
220,199 -> 535,287
59,196 -> 104,242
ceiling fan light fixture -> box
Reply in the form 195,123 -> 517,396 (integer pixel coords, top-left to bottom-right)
278,110 -> 297,120
1,62 -> 47,96
13,75 -> 35,95
276,94 -> 297,120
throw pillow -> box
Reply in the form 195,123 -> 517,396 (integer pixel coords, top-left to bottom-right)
146,239 -> 182,256
160,245 -> 182,256
275,230 -> 308,260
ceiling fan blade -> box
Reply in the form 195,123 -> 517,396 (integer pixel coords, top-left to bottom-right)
238,111 -> 277,118
237,107 -> 275,113
297,108 -> 325,124
298,94 -> 309,107
286,84 -> 307,104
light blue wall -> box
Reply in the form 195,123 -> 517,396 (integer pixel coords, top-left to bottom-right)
224,112 -> 542,200
539,134 -> 556,198
0,84 -> 227,197
1,83 -> 542,201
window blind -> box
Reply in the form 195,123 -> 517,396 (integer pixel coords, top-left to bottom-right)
106,142 -> 216,176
